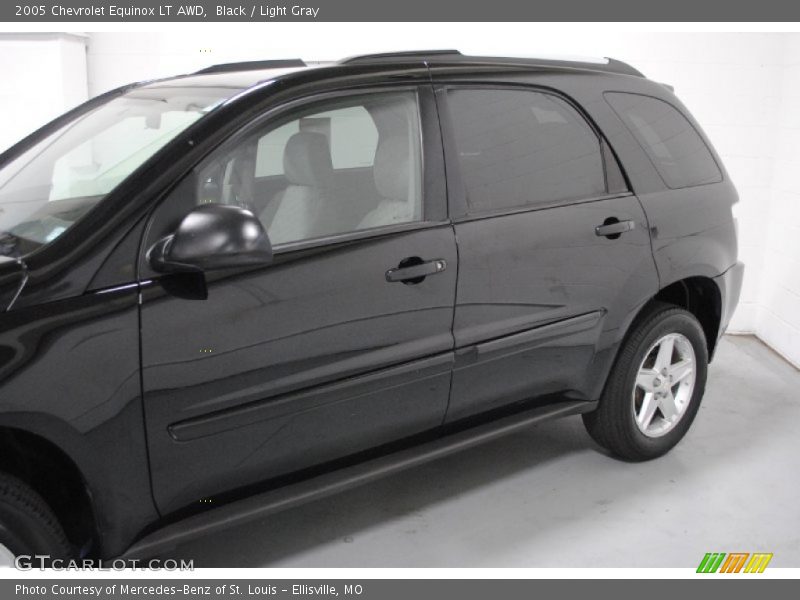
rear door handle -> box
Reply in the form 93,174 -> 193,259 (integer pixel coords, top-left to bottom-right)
595,219 -> 635,238
386,258 -> 447,284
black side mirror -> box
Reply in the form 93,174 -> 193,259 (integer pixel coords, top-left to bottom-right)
148,204 -> 273,273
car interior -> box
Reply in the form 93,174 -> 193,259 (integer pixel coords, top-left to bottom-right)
195,91 -> 423,247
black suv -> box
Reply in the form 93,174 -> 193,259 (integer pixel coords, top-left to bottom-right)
0,51 -> 743,563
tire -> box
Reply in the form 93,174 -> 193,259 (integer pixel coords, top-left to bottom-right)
583,302 -> 709,461
0,472 -> 72,566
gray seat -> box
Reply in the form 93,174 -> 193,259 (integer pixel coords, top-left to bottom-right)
358,136 -> 417,230
264,131 -> 333,245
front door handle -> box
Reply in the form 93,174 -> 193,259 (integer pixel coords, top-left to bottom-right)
386,257 -> 447,284
595,219 -> 635,238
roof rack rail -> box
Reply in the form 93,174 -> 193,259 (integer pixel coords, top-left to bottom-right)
195,59 -> 306,74
191,52 -> 643,79
340,50 -> 643,78
340,49 -> 462,64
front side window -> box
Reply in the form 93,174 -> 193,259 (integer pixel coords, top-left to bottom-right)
447,88 -> 606,213
0,86 -> 232,257
605,92 -> 722,189
188,90 -> 423,247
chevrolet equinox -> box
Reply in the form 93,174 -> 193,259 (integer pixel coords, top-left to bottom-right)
0,51 -> 744,562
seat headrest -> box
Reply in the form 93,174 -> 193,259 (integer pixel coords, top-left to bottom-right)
283,131 -> 333,186
373,136 -> 410,203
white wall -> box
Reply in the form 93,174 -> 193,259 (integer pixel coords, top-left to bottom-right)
0,33 -> 88,152
4,28 -> 799,365
754,36 -> 800,367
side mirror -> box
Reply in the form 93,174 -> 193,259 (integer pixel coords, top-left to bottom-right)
148,204 -> 273,273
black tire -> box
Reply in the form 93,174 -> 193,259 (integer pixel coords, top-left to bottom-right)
583,302 -> 709,461
0,472 -> 72,564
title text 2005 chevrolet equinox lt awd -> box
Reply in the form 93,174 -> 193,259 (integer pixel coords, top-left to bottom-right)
0,51 -> 743,563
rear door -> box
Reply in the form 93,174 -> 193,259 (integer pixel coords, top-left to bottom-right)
436,84 -> 659,422
138,85 -> 457,514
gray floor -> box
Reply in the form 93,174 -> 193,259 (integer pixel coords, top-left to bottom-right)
174,335 -> 800,567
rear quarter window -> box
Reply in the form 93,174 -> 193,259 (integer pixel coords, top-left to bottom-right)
605,92 -> 722,189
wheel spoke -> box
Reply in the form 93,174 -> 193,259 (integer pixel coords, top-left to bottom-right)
636,368 -> 658,392
637,392 -> 658,430
654,336 -> 675,372
658,390 -> 679,420
669,359 -> 694,384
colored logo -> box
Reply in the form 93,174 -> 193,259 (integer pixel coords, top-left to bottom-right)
697,552 -> 773,573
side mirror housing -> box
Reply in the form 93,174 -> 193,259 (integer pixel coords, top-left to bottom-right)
148,204 -> 272,273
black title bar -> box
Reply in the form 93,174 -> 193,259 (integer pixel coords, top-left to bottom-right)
3,0 -> 800,22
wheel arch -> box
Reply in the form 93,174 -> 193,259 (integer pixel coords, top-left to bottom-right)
652,276 -> 722,359
0,424 -> 98,554
589,274 -> 724,404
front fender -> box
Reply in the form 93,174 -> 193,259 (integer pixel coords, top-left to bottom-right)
0,286 -> 158,557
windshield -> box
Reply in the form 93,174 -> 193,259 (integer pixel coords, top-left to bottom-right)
0,85 -> 233,257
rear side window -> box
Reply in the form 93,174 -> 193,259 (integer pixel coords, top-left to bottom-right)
446,88 -> 606,213
605,92 -> 721,189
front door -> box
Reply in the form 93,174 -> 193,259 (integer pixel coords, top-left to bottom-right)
138,86 -> 456,514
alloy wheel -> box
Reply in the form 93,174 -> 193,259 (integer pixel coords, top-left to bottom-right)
632,332 -> 697,438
